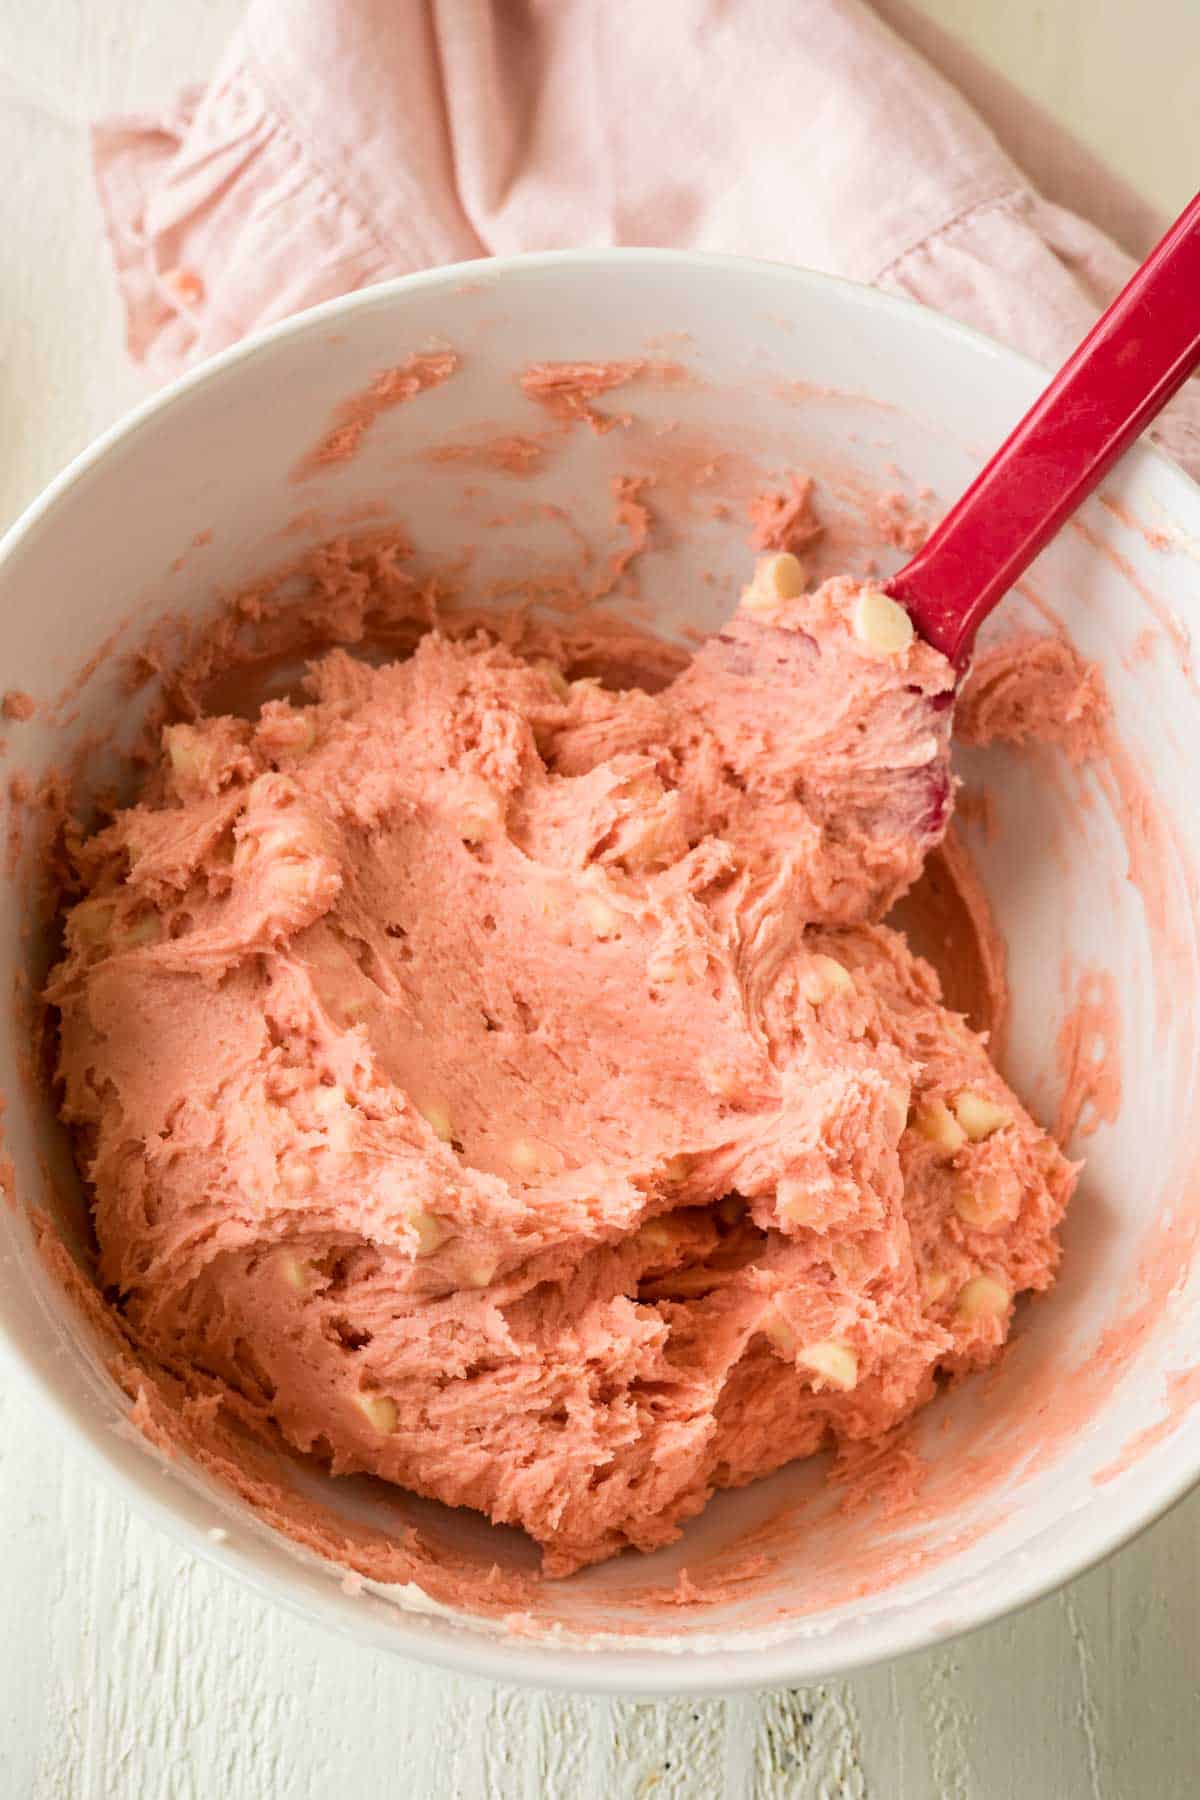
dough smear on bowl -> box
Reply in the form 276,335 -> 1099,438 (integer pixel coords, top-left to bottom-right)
48,564 -> 1075,1576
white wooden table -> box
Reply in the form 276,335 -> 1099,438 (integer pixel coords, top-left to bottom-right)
2,5 -> 1198,1793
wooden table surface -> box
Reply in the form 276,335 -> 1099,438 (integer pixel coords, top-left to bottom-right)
2,4 -> 1197,1793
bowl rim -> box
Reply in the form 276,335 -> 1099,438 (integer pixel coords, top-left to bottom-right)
3,244 -> 1200,1695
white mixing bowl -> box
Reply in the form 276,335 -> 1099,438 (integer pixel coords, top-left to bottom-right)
2,251 -> 1200,1694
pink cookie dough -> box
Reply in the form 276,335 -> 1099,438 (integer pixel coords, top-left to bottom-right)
49,570 -> 1074,1576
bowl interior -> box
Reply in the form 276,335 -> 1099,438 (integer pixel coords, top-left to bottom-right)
3,253 -> 1200,1690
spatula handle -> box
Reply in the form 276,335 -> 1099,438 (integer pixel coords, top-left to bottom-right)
887,190 -> 1200,667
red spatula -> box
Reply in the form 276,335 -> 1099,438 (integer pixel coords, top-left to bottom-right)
887,189 -> 1200,670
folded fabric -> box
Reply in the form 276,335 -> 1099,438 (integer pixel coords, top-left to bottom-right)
93,0 -> 1198,477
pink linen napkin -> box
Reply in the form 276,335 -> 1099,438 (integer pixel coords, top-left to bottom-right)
93,0 -> 1199,477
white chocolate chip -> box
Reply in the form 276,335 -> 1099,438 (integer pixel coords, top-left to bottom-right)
647,937 -> 705,986
743,551 -> 805,611
279,1157 -> 315,1197
407,1209 -> 446,1257
797,1339 -> 859,1391
955,1273 -> 1011,1321
280,1254 -> 311,1292
912,1098 -> 967,1154
762,1310 -> 797,1357
853,588 -> 915,656
637,1218 -> 678,1250
284,714 -> 318,754
954,1171 -> 1019,1230
456,805 -> 497,846
260,710 -> 318,757
953,1090 -> 1012,1142
70,897 -> 116,948
509,1138 -> 540,1175
449,776 -> 504,846
767,552 -> 805,598
954,1189 -> 992,1229
534,658 -> 571,700
263,821 -> 317,857
418,1099 -> 455,1144
777,1177 -> 816,1226
164,723 -> 211,784
459,1250 -> 500,1289
884,1082 -> 911,1137
354,1391 -> 398,1434
271,858 -> 321,900
312,1084 -> 352,1152
800,954 -> 855,1004
241,820 -> 329,906
508,1137 -> 565,1178
163,724 -> 192,772
615,807 -> 682,874
582,894 -> 620,940
922,1267 -> 951,1303
116,913 -> 161,948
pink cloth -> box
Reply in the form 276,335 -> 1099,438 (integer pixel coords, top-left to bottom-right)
93,0 -> 1199,477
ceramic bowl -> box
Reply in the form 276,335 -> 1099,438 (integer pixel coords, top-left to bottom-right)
2,251 -> 1199,1693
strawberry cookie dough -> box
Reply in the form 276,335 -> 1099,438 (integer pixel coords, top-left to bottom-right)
49,557 -> 1074,1576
